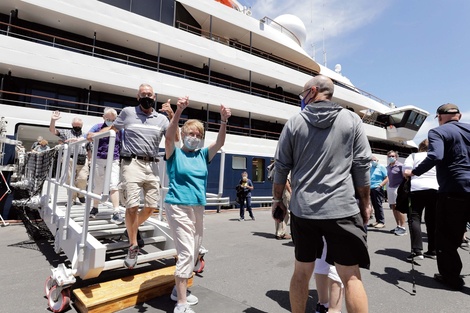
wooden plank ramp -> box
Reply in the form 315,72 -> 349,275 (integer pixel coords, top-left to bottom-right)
73,266 -> 193,313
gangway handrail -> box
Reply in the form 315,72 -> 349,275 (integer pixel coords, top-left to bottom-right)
44,130 -> 116,272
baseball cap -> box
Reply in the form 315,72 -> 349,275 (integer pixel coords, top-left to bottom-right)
435,103 -> 460,118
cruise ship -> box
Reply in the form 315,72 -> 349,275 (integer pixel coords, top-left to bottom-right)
0,1 -> 432,311
1,0 -> 429,214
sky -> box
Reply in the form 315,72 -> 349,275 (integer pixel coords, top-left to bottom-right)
240,0 -> 470,144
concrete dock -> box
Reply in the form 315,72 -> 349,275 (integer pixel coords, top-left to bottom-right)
1,204 -> 469,312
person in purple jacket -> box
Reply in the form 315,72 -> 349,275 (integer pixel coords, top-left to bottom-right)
411,103 -> 470,291
86,107 -> 123,223
386,150 -> 407,236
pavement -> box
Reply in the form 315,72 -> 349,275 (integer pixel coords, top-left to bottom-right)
1,203 -> 470,313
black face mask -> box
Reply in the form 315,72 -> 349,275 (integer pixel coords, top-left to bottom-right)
72,126 -> 82,133
139,97 -> 155,110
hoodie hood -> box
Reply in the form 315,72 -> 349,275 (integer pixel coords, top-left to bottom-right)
301,100 -> 343,129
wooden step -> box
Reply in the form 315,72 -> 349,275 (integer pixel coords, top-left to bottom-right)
73,265 -> 193,313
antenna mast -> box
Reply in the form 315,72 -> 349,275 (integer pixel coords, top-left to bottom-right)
322,27 -> 327,67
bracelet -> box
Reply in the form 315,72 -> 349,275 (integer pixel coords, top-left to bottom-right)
272,198 -> 282,203
220,120 -> 227,124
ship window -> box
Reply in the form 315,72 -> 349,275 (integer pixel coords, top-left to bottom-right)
232,156 -> 246,170
132,0 -> 160,21
251,158 -> 265,182
413,114 -> 426,127
406,111 -> 418,125
389,112 -> 405,124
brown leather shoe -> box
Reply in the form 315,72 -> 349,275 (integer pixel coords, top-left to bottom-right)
276,234 -> 292,240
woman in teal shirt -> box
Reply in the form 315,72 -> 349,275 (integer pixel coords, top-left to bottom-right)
165,96 -> 231,313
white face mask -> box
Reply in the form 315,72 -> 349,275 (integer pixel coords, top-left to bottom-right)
183,136 -> 200,150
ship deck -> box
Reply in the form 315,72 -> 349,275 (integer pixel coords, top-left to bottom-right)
1,204 -> 469,312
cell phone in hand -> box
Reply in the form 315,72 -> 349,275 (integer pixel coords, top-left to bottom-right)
273,206 -> 284,220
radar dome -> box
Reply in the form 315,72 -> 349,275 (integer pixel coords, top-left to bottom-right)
272,14 -> 307,47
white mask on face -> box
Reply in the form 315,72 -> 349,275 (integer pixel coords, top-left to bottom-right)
183,136 -> 200,150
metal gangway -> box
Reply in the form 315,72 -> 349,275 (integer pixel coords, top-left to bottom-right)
15,131 -> 177,312
10,129 -> 230,312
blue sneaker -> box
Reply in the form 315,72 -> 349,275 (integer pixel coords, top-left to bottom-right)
111,211 -> 124,224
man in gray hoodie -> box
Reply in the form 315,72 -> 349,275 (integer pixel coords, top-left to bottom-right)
272,75 -> 371,313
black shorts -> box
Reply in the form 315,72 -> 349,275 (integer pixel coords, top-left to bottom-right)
290,212 -> 370,269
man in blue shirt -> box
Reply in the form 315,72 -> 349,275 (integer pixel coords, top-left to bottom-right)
412,103 -> 470,291
369,156 -> 388,228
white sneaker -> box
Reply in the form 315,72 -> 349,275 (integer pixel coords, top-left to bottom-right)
170,286 -> 198,305
124,245 -> 139,269
174,303 -> 196,313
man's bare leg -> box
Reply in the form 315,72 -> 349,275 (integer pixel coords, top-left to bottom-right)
126,206 -> 154,246
290,260 -> 315,313
138,207 -> 155,224
335,263 -> 368,313
125,206 -> 139,246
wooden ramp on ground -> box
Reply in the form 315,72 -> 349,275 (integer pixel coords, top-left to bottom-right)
73,266 -> 193,313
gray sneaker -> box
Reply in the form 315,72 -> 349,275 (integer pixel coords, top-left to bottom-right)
111,211 -> 124,224
124,245 -> 139,269
170,286 -> 198,305
394,226 -> 407,236
174,303 -> 195,313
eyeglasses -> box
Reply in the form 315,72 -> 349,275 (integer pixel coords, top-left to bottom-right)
298,87 -> 312,100
388,155 -> 396,158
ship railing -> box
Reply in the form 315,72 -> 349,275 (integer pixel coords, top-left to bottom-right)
0,21 -> 300,107
176,20 -> 317,76
0,90 -> 287,139
43,131 -> 116,234
0,19 -> 300,108
175,20 -> 391,106
250,196 -> 275,206
1,20 -> 390,107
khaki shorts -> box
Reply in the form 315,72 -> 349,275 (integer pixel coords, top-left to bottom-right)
92,158 -> 120,193
387,186 -> 398,205
121,158 -> 160,209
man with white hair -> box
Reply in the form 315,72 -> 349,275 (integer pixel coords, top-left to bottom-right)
31,135 -> 43,151
49,112 -> 89,204
86,107 -> 123,223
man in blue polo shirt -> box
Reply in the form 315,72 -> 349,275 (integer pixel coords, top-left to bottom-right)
111,83 -> 175,269
412,103 -> 470,291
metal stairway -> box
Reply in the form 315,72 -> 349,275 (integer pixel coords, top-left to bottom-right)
12,131 -> 176,312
